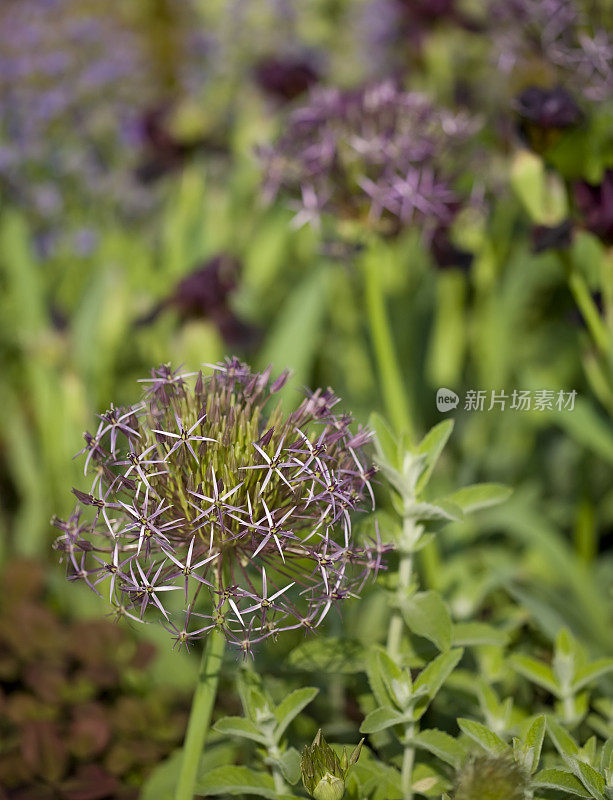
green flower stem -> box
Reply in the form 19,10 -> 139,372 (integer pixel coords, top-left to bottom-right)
362,244 -> 415,440
175,626 -> 226,800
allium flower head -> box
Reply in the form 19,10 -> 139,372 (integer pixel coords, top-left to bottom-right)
258,80 -> 478,238
54,359 -> 383,655
492,0 -> 613,102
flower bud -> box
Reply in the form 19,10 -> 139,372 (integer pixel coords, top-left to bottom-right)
452,755 -> 529,800
301,730 -> 364,800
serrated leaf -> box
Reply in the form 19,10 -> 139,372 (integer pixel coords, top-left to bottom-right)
273,687 -> 319,740
443,483 -> 512,514
415,419 -> 454,494
287,637 -> 365,674
195,766 -> 300,798
452,622 -> 509,647
533,769 -> 592,797
457,719 -> 510,755
214,717 -> 268,745
366,647 -> 396,708
401,591 -> 452,652
360,706 -> 407,734
511,655 -> 560,696
413,729 -> 467,767
573,659 -> 613,692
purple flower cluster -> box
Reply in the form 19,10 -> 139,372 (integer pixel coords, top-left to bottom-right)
53,359 -> 384,656
492,0 -> 613,102
0,0 -> 208,237
259,80 -> 478,237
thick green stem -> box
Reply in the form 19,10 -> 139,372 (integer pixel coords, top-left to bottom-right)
175,627 -> 226,800
362,246 -> 415,439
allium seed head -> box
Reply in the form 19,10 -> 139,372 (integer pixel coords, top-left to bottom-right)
54,359 -> 385,654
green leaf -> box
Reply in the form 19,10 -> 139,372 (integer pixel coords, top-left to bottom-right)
457,719 -> 510,755
573,762 -> 606,800
452,622 -> 509,648
443,483 -> 512,514
287,637 -> 365,674
404,500 -> 463,523
277,748 -> 301,785
213,717 -> 268,745
370,412 -> 400,470
273,687 -> 319,740
511,655 -> 560,696
415,419 -> 454,494
413,729 -> 467,767
533,769 -> 592,797
360,706 -> 407,734
573,659 -> 613,692
401,591 -> 452,652
413,649 -> 463,720
548,717 -> 580,762
600,738 -> 613,775
195,766 -> 300,798
142,744 -> 236,800
374,648 -> 412,711
514,716 -> 546,774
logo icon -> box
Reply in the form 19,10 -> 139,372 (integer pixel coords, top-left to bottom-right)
436,387 -> 459,412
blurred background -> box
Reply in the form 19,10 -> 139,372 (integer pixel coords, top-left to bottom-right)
0,0 -> 612,796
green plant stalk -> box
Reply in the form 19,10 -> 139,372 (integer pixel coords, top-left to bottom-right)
387,550 -> 413,659
401,728 -> 416,800
558,249 -> 610,357
175,626 -> 226,800
267,743 -> 289,796
362,248 -> 414,439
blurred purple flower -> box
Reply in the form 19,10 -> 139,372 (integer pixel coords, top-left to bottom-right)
492,0 -> 612,101
54,360 -> 384,654
253,55 -> 320,102
574,170 -> 613,245
0,0 -> 210,238
135,255 -> 259,349
259,80 -> 478,238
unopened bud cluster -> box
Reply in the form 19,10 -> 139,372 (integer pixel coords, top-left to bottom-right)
301,730 -> 364,800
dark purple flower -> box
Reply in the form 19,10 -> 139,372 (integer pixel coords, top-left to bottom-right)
54,360 -> 384,652
515,86 -> 582,129
253,55 -> 320,102
574,170 -> 613,245
135,255 -> 259,349
531,219 -> 574,252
